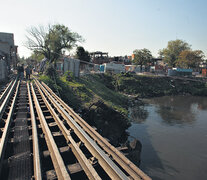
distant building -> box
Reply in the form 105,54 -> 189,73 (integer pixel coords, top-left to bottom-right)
39,58 -> 48,72
0,59 -> 7,81
125,65 -> 141,73
131,54 -> 135,61
102,62 -> 125,74
0,32 -> 18,74
113,56 -> 131,65
168,68 -> 193,77
90,51 -> 109,64
202,68 -> 207,77
63,57 -> 80,77
38,56 -> 80,77
151,58 -> 163,66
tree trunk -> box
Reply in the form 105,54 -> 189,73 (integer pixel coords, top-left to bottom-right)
54,60 -> 57,69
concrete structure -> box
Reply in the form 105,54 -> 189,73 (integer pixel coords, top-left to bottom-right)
56,59 -> 64,73
90,51 -> 109,64
0,59 -> 7,81
100,65 -> 105,72
113,56 -> 131,65
0,32 -> 18,74
63,57 -> 80,77
103,62 -> 125,74
39,58 -> 48,72
94,64 -> 100,72
168,68 -> 193,76
167,69 -> 177,76
150,65 -> 166,74
38,57 -> 80,77
79,62 -> 94,74
125,65 -> 141,73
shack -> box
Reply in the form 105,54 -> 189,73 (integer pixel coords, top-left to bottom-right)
168,68 -> 193,77
100,65 -> 105,73
125,65 -> 141,73
202,68 -> 207,77
90,51 -> 109,64
0,32 -> 18,73
103,62 -> 125,74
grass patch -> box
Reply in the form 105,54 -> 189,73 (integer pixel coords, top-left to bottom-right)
78,74 -> 128,114
39,73 -> 129,115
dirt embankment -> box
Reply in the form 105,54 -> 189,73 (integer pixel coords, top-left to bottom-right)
39,73 -> 207,147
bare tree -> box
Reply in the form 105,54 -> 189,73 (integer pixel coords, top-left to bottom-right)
25,24 -> 83,63
25,25 -> 49,57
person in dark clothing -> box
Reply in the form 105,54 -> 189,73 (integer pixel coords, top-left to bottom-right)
25,66 -> 30,80
18,64 -> 24,79
17,65 -> 21,75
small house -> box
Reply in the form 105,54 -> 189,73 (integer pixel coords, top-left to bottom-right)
103,62 -> 125,74
168,68 -> 193,77
202,68 -> 207,77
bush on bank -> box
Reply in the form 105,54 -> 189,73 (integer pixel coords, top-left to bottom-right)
110,73 -> 207,97
39,72 -> 207,145
39,72 -> 207,113
39,72 -> 130,145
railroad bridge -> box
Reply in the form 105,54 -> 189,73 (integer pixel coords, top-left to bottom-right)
0,78 -> 151,180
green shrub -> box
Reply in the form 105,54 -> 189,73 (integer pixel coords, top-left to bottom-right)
45,65 -> 57,79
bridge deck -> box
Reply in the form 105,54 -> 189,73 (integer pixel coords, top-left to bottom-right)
0,79 -> 151,180
7,83 -> 32,180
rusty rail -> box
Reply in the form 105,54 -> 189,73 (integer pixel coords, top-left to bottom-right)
27,83 -> 42,180
34,81 -> 102,180
0,79 -> 17,120
0,80 -> 13,105
0,77 -> 151,179
0,81 -> 20,176
40,80 -> 151,180
31,83 -> 71,180
34,79 -> 134,179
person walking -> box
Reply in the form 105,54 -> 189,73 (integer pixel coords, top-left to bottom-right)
25,66 -> 31,80
19,64 -> 24,80
17,64 -> 21,77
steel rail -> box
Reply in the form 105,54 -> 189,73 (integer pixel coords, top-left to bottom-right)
35,79 -> 129,180
41,81 -> 151,180
0,80 -> 13,105
27,83 -> 42,180
0,79 -> 17,120
31,83 -> 71,180
35,82 -> 101,180
0,81 -> 20,176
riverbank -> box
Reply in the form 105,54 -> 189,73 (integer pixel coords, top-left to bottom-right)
111,73 -> 207,97
39,73 -> 130,145
39,72 -> 207,145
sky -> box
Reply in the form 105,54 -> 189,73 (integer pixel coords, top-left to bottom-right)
1,0 -> 207,58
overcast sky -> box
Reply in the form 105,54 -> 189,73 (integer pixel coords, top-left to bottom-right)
1,0 -> 207,58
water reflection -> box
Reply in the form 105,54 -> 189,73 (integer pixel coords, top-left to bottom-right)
196,97 -> 207,110
129,105 -> 148,123
144,96 -> 207,125
128,95 -> 207,180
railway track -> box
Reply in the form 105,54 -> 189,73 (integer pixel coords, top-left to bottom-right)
0,78 -> 151,180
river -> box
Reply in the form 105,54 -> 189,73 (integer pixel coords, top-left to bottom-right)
127,95 -> 207,180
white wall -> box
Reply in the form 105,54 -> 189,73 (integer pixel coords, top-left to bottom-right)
104,62 -> 125,73
64,58 -> 80,77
